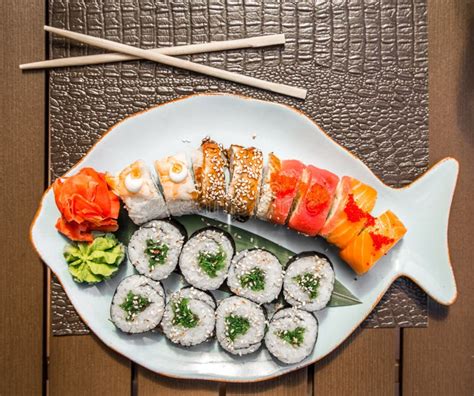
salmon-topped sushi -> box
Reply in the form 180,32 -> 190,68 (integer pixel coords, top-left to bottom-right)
256,153 -> 305,225
288,166 -> 339,236
339,210 -> 407,275
320,177 -> 377,249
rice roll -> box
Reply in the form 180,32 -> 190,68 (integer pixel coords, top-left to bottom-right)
215,296 -> 266,356
154,152 -> 199,216
110,275 -> 165,334
265,308 -> 318,364
192,138 -> 228,210
256,153 -> 305,224
320,176 -> 378,249
161,287 -> 216,346
227,144 -> 264,218
283,252 -> 335,312
339,210 -> 407,275
179,227 -> 235,290
227,249 -> 283,304
106,160 -> 168,224
128,220 -> 186,281
288,165 -> 339,236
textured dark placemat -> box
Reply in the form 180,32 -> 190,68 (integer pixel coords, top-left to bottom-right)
49,0 -> 428,335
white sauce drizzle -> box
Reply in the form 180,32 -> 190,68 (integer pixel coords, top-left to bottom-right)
169,161 -> 188,183
125,173 -> 143,193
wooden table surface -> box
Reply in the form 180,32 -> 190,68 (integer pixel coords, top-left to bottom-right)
1,0 -> 473,395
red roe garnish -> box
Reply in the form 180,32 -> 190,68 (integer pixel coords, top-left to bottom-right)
344,194 -> 375,226
369,232 -> 395,251
305,184 -> 329,215
270,173 -> 297,198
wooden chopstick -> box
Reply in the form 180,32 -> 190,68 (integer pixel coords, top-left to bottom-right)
42,26 -> 307,100
20,34 -> 286,70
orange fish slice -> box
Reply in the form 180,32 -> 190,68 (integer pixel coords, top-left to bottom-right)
339,210 -> 407,275
320,176 -> 377,249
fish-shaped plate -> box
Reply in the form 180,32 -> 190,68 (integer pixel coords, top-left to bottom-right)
31,94 -> 458,382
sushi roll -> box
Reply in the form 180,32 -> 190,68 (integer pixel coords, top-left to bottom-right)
215,296 -> 266,356
283,252 -> 335,312
320,176 -> 378,249
161,287 -> 216,346
288,165 -> 339,236
265,307 -> 318,364
154,152 -> 199,216
339,210 -> 407,275
106,160 -> 168,224
179,227 -> 235,290
110,275 -> 165,334
128,220 -> 186,281
227,249 -> 283,304
192,138 -> 228,210
256,153 -> 305,224
227,144 -> 264,218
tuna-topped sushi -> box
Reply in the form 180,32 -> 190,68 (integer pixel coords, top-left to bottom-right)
288,165 -> 339,236
154,152 -> 199,216
265,308 -> 318,364
256,153 -> 305,225
192,138 -> 228,211
128,220 -> 186,281
179,227 -> 234,290
110,275 -> 165,334
283,252 -> 335,312
216,296 -> 266,356
106,160 -> 168,224
227,249 -> 283,304
161,287 -> 216,347
320,176 -> 377,249
227,144 -> 264,218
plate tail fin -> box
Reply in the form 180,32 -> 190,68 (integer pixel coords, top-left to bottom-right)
397,158 -> 459,305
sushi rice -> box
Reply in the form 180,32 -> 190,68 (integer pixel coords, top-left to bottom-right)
110,275 -> 166,334
265,307 -> 318,364
128,220 -> 186,281
227,249 -> 283,304
161,287 -> 216,347
283,252 -> 335,312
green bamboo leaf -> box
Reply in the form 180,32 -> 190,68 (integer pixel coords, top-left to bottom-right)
328,279 -> 362,307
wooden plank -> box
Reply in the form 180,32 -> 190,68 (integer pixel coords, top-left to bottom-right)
314,328 -> 398,395
49,335 -> 131,396
402,1 -> 474,394
226,368 -> 307,396
0,0 -> 45,394
136,367 -> 220,396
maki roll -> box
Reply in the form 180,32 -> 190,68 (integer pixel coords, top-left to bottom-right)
227,249 -> 283,304
227,144 -> 264,218
265,308 -> 318,364
110,275 -> 165,334
161,287 -> 216,347
215,296 -> 266,356
283,252 -> 335,311
154,152 -> 199,216
256,153 -> 305,225
320,176 -> 378,249
128,220 -> 186,281
340,210 -> 407,275
106,160 -> 169,225
288,165 -> 339,236
192,138 -> 228,211
179,227 -> 235,290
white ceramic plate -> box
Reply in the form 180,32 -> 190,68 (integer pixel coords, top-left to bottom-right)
31,94 -> 458,382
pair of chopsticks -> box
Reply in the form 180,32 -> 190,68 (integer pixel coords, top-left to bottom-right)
20,26 -> 307,99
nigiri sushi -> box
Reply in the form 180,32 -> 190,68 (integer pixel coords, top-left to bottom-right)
288,165 -> 339,236
227,144 -> 264,218
192,138 -> 228,211
339,210 -> 407,275
154,153 -> 199,216
106,160 -> 168,224
256,153 -> 305,224
320,176 -> 377,249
